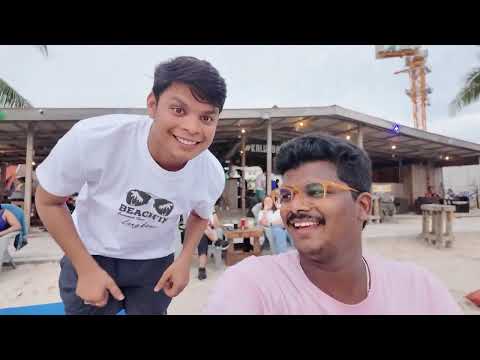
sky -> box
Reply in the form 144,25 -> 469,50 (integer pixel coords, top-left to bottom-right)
1,45 -> 479,143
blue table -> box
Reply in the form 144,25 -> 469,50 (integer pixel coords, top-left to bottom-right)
0,302 -> 126,315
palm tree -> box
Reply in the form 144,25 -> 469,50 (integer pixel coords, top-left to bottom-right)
450,48 -> 480,115
0,46 -> 48,108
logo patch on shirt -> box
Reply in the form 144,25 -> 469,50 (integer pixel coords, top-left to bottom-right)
117,189 -> 175,229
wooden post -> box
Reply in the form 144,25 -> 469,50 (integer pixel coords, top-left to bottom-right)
241,135 -> 246,215
439,210 -> 447,247
356,127 -> 364,149
421,209 -> 429,238
434,210 -> 443,248
0,164 -> 6,203
398,159 -> 403,182
266,118 -> 272,195
446,211 -> 453,235
24,123 -> 34,233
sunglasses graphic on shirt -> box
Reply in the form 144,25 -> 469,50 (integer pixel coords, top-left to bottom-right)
126,189 -> 174,217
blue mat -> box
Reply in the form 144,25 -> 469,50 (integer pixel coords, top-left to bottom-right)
0,302 -> 126,315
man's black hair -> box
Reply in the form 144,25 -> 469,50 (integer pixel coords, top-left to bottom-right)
152,56 -> 227,112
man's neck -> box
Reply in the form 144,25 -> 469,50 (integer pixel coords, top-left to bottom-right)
147,132 -> 187,172
299,248 -> 368,305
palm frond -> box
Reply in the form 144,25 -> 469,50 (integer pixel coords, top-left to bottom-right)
0,79 -> 32,108
449,67 -> 480,116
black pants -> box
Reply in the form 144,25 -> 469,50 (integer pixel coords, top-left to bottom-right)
197,234 -> 212,256
181,231 -> 212,257
59,254 -> 174,315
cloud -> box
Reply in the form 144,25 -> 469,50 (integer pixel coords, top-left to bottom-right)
429,111 -> 480,143
0,45 -> 479,146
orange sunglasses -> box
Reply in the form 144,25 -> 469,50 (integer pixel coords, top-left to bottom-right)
279,180 -> 359,204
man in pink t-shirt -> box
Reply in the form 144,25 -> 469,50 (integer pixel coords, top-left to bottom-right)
206,134 -> 462,315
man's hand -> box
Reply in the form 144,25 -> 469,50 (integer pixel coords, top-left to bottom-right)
76,266 -> 125,307
154,256 -> 190,298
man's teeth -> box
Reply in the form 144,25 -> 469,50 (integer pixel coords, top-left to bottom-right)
176,136 -> 197,145
292,221 -> 320,228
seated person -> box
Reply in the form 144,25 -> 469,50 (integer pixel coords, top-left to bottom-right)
425,186 -> 440,198
446,188 -> 455,199
257,196 -> 291,254
205,135 -> 461,315
197,211 -> 229,280
179,211 -> 228,281
0,204 -> 21,238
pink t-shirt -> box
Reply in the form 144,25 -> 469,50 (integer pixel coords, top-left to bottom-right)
205,250 -> 462,315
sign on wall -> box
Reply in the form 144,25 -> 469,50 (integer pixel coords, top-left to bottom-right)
245,144 -> 281,154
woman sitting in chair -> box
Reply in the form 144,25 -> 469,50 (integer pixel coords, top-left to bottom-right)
257,196 -> 291,254
0,204 -> 21,237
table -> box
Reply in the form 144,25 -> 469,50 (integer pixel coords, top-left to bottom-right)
223,227 -> 264,266
420,204 -> 455,248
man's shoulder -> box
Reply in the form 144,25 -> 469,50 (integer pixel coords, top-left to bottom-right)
369,254 -> 438,286
73,114 -> 148,136
191,151 -> 225,187
195,151 -> 223,172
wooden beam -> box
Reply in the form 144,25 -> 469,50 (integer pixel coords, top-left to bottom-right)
24,123 -> 35,233
356,127 -> 364,149
0,164 -> 6,203
13,123 -> 25,131
241,135 -> 246,215
266,118 -> 272,195
331,126 -> 359,137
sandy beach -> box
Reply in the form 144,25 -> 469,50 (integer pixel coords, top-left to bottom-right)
1,212 -> 479,314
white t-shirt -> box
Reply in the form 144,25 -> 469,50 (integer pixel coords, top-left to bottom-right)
257,209 -> 282,226
255,173 -> 266,190
36,114 -> 225,260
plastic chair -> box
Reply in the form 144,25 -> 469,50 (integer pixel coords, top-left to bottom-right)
0,230 -> 20,273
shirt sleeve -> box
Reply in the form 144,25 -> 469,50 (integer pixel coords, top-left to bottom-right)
193,157 -> 226,219
36,123 -> 87,197
204,261 -> 265,315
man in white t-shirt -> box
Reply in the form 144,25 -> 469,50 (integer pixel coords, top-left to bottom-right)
35,56 -> 227,315
206,134 -> 462,315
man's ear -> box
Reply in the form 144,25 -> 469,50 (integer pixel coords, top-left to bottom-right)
147,92 -> 157,118
356,192 -> 372,224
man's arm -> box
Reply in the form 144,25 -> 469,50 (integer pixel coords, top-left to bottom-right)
0,210 -> 21,237
154,210 -> 208,297
180,210 -> 209,260
35,185 -> 124,306
35,185 -> 98,274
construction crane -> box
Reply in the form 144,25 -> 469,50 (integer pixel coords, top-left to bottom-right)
376,45 -> 433,130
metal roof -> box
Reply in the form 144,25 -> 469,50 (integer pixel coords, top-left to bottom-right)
1,106 -> 479,167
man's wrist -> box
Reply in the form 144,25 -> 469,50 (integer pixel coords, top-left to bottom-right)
72,252 -> 99,276
177,249 -> 193,263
